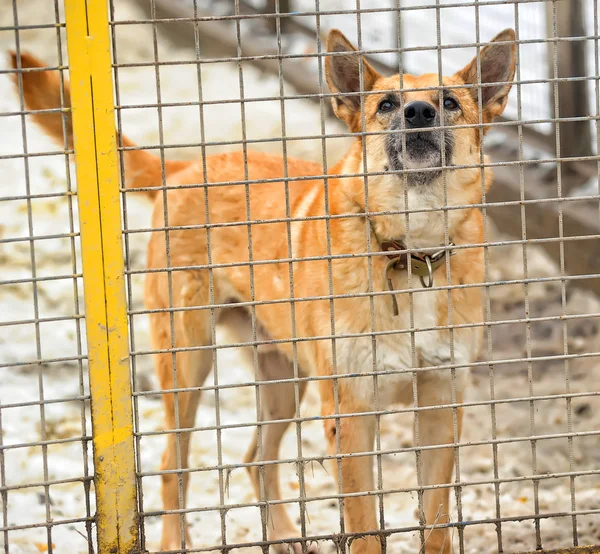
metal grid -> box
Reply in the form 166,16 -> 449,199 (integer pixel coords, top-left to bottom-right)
0,1 -> 94,553
3,0 -> 600,553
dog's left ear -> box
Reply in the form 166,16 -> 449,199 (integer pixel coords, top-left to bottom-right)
325,29 -> 380,128
455,28 -> 517,121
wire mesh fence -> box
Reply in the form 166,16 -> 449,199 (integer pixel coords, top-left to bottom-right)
2,0 -> 600,553
0,1 -> 95,553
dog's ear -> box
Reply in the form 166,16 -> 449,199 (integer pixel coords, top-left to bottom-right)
455,28 -> 517,121
325,29 -> 380,127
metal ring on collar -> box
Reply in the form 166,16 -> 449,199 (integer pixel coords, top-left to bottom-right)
419,256 -> 434,288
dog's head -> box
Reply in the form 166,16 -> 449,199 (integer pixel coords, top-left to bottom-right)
326,29 -> 517,188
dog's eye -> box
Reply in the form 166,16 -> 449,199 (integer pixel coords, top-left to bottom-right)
443,97 -> 459,111
378,99 -> 395,113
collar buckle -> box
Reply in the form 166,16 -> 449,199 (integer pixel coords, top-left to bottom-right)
384,242 -> 455,316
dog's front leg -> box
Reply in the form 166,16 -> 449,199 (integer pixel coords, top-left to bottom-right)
414,371 -> 464,554
322,388 -> 381,554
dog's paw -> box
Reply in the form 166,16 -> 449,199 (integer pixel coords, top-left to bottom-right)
160,519 -> 192,553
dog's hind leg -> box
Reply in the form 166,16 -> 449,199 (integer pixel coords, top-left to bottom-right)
151,271 -> 215,552
243,350 -> 315,554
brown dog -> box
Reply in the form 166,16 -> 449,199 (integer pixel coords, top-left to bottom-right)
11,26 -> 516,554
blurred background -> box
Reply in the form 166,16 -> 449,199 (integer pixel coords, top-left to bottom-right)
1,1 -> 600,553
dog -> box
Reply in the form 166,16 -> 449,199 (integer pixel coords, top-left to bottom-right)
11,26 -> 516,554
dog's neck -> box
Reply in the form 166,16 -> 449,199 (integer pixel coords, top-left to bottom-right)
332,143 -> 483,250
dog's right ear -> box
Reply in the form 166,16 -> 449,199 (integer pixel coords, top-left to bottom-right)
325,29 -> 380,127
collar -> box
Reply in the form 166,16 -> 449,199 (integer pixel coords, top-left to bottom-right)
366,217 -> 455,316
381,238 -> 453,288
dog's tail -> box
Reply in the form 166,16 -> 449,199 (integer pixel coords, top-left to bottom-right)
9,51 -> 188,199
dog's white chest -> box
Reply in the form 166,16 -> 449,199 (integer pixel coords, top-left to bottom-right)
335,274 -> 472,407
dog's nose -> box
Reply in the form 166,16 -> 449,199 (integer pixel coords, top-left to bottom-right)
404,101 -> 436,128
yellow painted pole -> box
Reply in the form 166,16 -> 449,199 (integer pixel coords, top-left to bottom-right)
63,1 -> 138,552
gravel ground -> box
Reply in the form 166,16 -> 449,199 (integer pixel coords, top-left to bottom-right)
1,2 -> 599,553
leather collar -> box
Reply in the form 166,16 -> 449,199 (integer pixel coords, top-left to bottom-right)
381,238 -> 453,285
366,219 -> 455,315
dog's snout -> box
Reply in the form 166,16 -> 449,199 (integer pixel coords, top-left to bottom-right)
404,101 -> 436,128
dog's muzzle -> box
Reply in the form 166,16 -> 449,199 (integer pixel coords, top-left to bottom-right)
385,101 -> 453,183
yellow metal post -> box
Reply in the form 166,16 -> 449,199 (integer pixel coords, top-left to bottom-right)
64,1 -> 138,552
